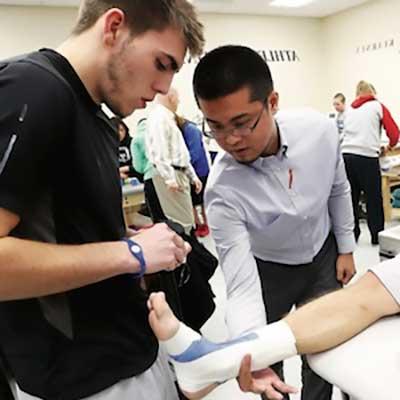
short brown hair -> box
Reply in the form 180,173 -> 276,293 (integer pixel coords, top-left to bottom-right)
72,0 -> 204,57
334,93 -> 346,103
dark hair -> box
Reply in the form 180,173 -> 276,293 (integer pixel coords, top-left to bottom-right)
110,116 -> 129,135
334,93 -> 346,103
193,45 -> 274,104
72,0 -> 204,57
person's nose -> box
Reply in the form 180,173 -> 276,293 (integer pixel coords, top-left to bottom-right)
224,131 -> 242,146
153,72 -> 174,95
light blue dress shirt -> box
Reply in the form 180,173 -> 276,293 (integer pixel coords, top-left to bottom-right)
205,108 -> 356,337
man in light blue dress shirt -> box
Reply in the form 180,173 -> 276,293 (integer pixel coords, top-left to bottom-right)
193,45 -> 356,400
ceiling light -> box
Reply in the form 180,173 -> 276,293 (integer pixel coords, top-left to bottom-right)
270,0 -> 315,7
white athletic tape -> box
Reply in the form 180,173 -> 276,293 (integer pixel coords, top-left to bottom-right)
162,320 -> 297,393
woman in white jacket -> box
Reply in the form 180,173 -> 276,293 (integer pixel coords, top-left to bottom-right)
341,81 -> 399,244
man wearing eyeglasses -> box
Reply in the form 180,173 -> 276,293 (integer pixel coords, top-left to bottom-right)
193,45 -> 356,400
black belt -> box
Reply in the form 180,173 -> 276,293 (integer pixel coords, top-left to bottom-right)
172,165 -> 187,172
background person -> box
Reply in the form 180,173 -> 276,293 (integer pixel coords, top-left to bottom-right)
146,88 -> 202,235
131,118 -> 165,223
111,116 -> 143,182
332,92 -> 346,140
341,80 -> 399,244
176,114 -> 210,237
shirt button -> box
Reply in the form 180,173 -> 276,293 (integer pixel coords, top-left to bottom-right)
304,216 -> 308,220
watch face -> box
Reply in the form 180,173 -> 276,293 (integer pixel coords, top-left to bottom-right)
130,244 -> 141,254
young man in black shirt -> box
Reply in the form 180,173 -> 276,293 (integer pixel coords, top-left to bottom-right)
0,1 -> 204,399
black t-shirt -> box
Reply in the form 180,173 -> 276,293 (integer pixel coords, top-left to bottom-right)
0,49 -> 158,400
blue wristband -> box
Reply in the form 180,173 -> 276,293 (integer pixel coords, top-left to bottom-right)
123,238 -> 146,278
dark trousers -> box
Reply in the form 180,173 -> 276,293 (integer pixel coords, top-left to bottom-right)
343,153 -> 384,242
256,234 -> 341,400
144,178 -> 166,223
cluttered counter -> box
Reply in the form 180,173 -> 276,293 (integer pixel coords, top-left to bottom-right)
122,181 -> 145,226
381,151 -> 400,222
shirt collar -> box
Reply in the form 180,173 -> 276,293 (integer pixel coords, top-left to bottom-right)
244,120 -> 289,170
257,120 -> 290,161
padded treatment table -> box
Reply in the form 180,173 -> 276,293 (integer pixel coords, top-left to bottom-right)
308,316 -> 400,400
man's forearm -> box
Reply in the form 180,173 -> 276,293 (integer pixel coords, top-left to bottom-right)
284,272 -> 399,354
0,237 -> 133,300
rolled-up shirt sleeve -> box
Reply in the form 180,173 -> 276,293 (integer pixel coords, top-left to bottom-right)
206,188 -> 266,338
328,132 -> 356,254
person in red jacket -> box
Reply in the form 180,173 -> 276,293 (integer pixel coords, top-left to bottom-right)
341,80 -> 399,244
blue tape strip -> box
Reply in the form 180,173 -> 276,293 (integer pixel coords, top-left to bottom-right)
171,332 -> 258,363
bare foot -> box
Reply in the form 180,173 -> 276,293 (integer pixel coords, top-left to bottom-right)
148,292 -> 180,341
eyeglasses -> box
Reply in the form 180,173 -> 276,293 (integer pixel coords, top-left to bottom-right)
203,101 -> 266,139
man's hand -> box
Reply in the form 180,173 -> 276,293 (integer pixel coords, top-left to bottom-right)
336,253 -> 356,285
131,223 -> 191,274
238,355 -> 297,400
167,181 -> 183,192
119,165 -> 130,179
193,178 -> 203,194
380,144 -> 394,157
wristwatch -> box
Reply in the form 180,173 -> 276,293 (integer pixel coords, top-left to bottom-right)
123,238 -> 147,278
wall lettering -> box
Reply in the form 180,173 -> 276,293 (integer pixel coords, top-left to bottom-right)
356,38 -> 395,54
186,49 -> 301,64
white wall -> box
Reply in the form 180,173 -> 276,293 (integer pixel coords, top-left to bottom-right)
175,13 -> 324,119
321,0 -> 400,118
0,6 -> 77,58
